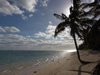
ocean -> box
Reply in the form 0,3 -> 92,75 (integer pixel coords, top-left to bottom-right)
0,50 -> 76,75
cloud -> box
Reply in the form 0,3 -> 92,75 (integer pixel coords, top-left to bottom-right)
0,0 -> 24,15
0,26 -> 6,32
33,23 -> 79,50
0,26 -> 20,32
0,0 -> 38,16
40,0 -> 48,7
15,0 -> 38,12
81,0 -> 94,3
5,26 -> 20,32
0,25 -> 80,50
49,21 -> 52,25
35,32 -> 46,38
22,14 -> 28,20
0,34 -> 75,50
35,25 -> 56,39
35,24 -> 72,40
29,14 -> 33,17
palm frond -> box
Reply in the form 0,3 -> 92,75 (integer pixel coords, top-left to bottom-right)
79,9 -> 94,17
95,5 -> 100,10
80,0 -> 99,9
61,13 -> 68,19
81,18 -> 97,24
73,0 -> 81,10
79,6 -> 100,19
54,0 -> 100,42
92,11 -> 100,19
54,22 -> 68,37
54,13 -> 67,20
72,23 -> 83,39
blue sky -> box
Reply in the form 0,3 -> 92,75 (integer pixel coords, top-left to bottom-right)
0,0 -> 93,50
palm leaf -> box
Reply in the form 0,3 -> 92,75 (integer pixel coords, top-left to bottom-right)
54,13 -> 65,20
80,18 -> 97,24
93,12 -> 100,19
80,0 -> 99,9
79,9 -> 94,17
54,21 -> 68,37
73,0 -> 81,10
61,13 -> 68,19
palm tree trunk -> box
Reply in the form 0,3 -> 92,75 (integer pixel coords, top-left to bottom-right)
72,0 -> 90,64
73,33 -> 82,63
73,33 -> 90,64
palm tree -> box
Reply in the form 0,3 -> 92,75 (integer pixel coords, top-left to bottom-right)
79,0 -> 100,49
53,0 -> 98,64
79,0 -> 100,19
87,19 -> 100,49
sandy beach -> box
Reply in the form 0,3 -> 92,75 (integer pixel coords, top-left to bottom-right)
31,51 -> 100,75
0,50 -> 100,75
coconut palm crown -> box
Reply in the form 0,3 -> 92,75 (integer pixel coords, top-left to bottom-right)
53,0 -> 99,64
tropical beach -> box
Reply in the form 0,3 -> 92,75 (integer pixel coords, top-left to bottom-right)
0,0 -> 100,75
0,50 -> 100,75
32,51 -> 100,75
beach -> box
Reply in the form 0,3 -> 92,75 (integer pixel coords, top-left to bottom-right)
32,51 -> 100,75
0,50 -> 100,75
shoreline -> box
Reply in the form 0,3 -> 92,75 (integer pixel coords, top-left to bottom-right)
0,50 -> 100,75
33,51 -> 100,75
0,51 -> 72,75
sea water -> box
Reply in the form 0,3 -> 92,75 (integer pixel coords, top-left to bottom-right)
0,50 -> 76,75
0,50 -> 64,66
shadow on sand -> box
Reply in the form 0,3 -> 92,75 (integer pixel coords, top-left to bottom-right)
69,62 -> 100,75
70,64 -> 92,75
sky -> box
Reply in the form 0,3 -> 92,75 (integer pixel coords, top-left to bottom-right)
0,0 -> 94,50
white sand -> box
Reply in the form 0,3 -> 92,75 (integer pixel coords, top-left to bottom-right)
1,51 -> 100,75
31,51 -> 100,75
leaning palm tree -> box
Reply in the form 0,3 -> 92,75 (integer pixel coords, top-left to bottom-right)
80,0 -> 100,19
78,0 -> 100,47
53,0 -> 98,64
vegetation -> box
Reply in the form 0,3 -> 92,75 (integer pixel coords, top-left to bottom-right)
78,0 -> 100,50
53,0 -> 100,64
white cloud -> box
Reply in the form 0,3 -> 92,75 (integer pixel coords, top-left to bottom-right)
0,34 -> 75,50
35,24 -> 72,40
40,0 -> 48,7
4,26 -> 20,32
81,0 -> 94,3
35,32 -> 46,38
29,14 -> 33,17
49,21 -> 52,24
46,25 -> 56,33
0,26 -> 20,32
35,25 -> 56,39
33,23 -> 77,50
0,26 -> 6,32
0,0 -> 24,15
0,0 -> 38,16
15,0 -> 38,12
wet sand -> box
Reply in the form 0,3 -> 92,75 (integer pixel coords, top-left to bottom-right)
0,51 -> 100,75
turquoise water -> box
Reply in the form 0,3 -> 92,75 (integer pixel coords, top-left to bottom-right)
0,50 -> 64,67
0,50 -> 76,75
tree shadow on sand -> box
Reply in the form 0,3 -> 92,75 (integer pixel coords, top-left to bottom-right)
70,64 -> 92,75
69,61 -> 100,75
